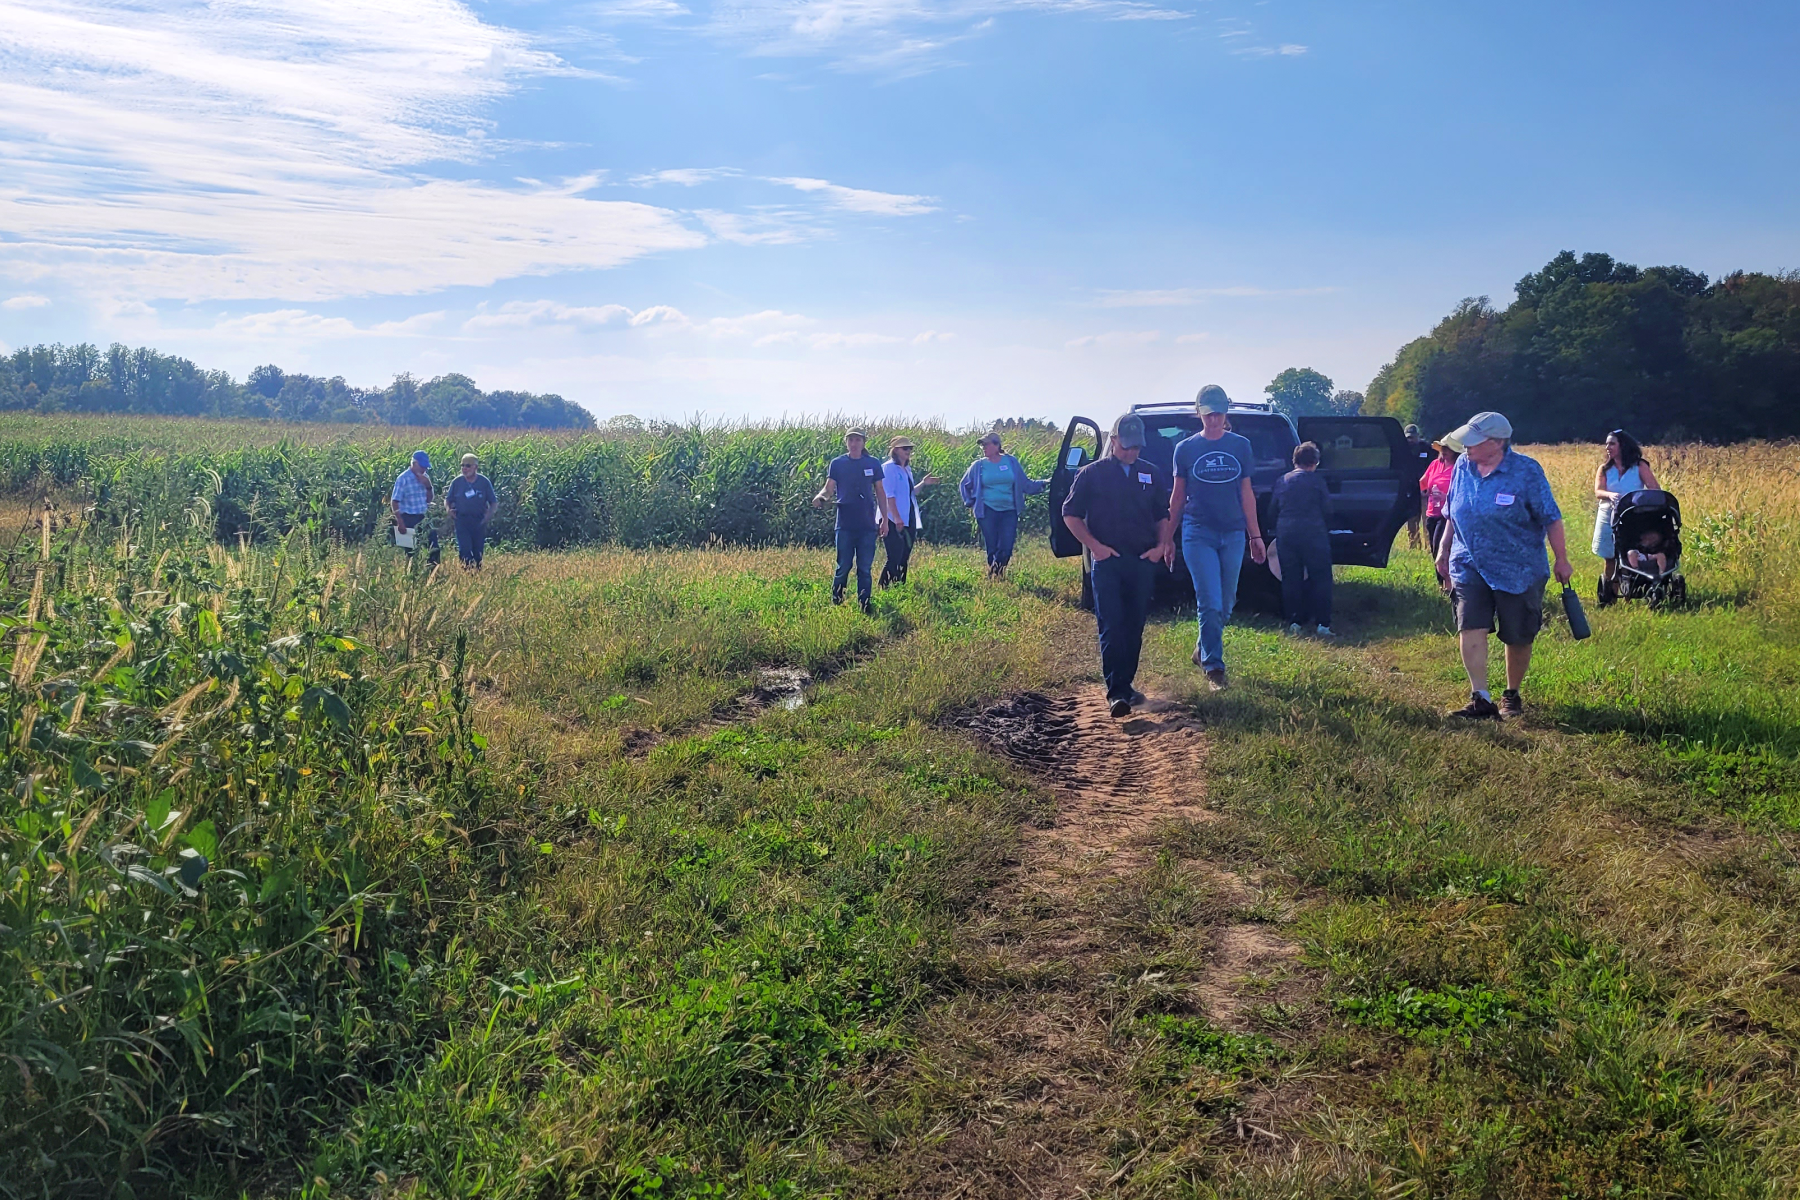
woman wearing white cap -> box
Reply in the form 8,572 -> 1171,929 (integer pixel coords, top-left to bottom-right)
1433,412 -> 1572,720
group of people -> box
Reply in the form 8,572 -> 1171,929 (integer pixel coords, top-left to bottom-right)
389,451 -> 498,569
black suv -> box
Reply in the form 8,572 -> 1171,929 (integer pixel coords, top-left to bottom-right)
1047,400 -> 1418,609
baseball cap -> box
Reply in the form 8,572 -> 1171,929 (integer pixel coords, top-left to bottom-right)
888,435 -> 915,450
411,451 -> 431,469
1111,414 -> 1148,450
978,430 -> 1002,445
461,452 -> 478,465
1404,424 -> 1421,438
844,428 -> 867,440
1446,411 -> 1513,448
1195,384 -> 1229,415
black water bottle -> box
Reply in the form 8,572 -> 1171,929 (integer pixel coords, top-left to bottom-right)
1561,585 -> 1592,640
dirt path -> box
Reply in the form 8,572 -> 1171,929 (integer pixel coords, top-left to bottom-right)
855,685 -> 1306,1198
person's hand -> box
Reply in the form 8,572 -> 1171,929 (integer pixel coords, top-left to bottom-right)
812,493 -> 825,509
1248,535 -> 1268,565
1089,543 -> 1118,562
921,474 -> 940,487
877,516 -> 889,536
1139,543 -> 1164,563
1438,564 -> 1455,594
1554,555 -> 1574,585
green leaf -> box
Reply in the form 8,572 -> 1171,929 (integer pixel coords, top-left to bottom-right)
175,850 -> 208,893
300,686 -> 352,730
196,608 -> 224,646
72,752 -> 108,794
145,789 -> 175,833
126,863 -> 178,897
183,818 -> 218,862
258,860 -> 302,904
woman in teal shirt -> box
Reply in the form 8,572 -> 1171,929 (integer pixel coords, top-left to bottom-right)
958,432 -> 1046,577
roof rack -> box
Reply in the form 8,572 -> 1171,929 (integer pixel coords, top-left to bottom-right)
1128,398 -> 1278,414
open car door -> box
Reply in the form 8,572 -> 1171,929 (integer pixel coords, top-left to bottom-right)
1295,415 -> 1413,568
1048,415 -> 1102,558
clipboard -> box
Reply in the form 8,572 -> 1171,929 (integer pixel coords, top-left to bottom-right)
394,528 -> 417,549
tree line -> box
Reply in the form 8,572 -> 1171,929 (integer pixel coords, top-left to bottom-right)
1361,252 -> 1800,442
0,343 -> 596,430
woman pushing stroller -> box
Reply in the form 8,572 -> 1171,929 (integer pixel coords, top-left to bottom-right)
1592,429 -> 1660,603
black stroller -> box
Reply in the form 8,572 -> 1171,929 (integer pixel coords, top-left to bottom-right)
1600,489 -> 1687,610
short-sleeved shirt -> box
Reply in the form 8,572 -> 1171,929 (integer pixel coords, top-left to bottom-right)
1173,431 -> 1255,532
977,459 -> 1017,511
1061,454 -> 1170,558
882,460 -> 917,528
391,467 -> 431,514
1421,459 -> 1455,519
1447,448 -> 1562,594
829,453 -> 881,532
446,473 -> 497,519
1271,469 -> 1332,535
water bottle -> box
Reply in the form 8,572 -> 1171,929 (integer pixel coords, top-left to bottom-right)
1561,585 -> 1591,640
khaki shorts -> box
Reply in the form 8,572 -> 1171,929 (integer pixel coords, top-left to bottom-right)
1454,574 -> 1544,646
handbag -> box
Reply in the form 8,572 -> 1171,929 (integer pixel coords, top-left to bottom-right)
1561,585 -> 1591,640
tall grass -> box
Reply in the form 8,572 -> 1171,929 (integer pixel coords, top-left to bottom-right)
0,414 -> 1065,552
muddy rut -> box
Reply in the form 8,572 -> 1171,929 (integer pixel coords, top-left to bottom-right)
858,685 -> 1305,1198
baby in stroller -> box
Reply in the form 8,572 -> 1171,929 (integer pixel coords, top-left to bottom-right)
1606,489 -> 1687,608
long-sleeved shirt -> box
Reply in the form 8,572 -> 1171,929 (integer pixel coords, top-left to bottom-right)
1270,468 -> 1332,536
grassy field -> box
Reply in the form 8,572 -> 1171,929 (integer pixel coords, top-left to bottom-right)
6,435 -> 1800,1197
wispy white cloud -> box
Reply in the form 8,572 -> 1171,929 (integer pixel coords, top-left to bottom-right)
0,0 -> 705,302
769,176 -> 937,216
463,300 -> 684,332
2,295 -> 52,310
1096,286 -> 1339,307
206,309 -> 448,339
1066,330 -> 1162,348
695,208 -> 815,244
1234,42 -> 1307,57
630,167 -> 743,186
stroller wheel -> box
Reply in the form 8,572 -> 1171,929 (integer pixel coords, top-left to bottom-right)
1647,582 -> 1668,612
1671,577 -> 1688,608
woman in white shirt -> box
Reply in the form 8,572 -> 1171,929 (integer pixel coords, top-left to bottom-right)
879,436 -> 939,586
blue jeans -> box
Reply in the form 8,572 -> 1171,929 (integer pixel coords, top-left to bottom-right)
1276,527 -> 1332,628
1181,521 -> 1246,671
454,516 -> 487,566
1091,553 -> 1157,703
976,507 -> 1019,568
834,528 -> 878,604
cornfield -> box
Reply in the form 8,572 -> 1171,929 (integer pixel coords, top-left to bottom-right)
0,414 -> 1067,550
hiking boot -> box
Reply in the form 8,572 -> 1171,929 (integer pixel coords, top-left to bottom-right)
1205,668 -> 1228,692
1129,689 -> 1147,705
1108,697 -> 1132,719
859,598 -> 874,616
1315,625 -> 1336,638
1500,689 -> 1524,718
1448,692 -> 1500,720
1286,622 -> 1303,636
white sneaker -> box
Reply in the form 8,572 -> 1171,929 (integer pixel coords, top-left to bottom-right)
1316,625 -> 1336,638
1287,622 -> 1302,636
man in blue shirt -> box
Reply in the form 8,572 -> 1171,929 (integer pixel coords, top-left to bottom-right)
445,452 -> 499,568
1167,385 -> 1267,691
813,429 -> 889,614
1434,411 -> 1573,720
389,450 -> 440,563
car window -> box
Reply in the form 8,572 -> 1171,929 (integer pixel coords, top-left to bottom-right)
1307,420 -> 1395,471
1229,416 -> 1298,469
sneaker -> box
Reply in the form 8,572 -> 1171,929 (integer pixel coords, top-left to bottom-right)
1500,689 -> 1523,718
831,588 -> 845,606
1448,692 -> 1500,720
1129,689 -> 1147,705
1205,668 -> 1228,692
1108,697 -> 1132,718
1287,622 -> 1303,636
1315,625 -> 1336,638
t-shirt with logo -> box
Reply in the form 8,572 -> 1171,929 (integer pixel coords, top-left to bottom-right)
1173,431 -> 1255,532
446,473 -> 496,520
828,453 -> 880,532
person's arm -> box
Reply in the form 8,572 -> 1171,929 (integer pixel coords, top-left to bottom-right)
1435,517 -> 1456,590
1239,477 -> 1266,564
1638,462 -> 1660,491
958,462 -> 978,507
1594,463 -> 1614,503
873,478 -> 889,535
1020,457 -> 1048,497
813,475 -> 838,507
1548,519 -> 1573,584
1062,515 -> 1116,562
1163,476 -> 1186,568
483,481 -> 497,525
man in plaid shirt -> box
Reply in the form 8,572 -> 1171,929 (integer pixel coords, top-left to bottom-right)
390,451 -> 440,562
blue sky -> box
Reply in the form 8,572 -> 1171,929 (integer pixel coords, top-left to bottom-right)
1,0 -> 1795,424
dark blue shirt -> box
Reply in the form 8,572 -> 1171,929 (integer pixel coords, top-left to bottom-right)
446,473 -> 496,520
1447,448 -> 1562,593
828,453 -> 880,532
1173,431 -> 1254,532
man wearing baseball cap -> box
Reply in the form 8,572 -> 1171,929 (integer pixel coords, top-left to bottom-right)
1433,411 -> 1572,720
813,428 -> 889,614
389,450 -> 440,563
1060,413 -> 1172,718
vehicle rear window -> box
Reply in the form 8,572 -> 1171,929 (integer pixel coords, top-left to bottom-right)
1229,416 -> 1297,469
1310,421 -> 1394,471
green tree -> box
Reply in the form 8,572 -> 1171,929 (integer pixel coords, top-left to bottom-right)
1265,367 -> 1336,418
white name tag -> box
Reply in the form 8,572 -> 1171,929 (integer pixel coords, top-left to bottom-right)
863,468 -> 874,476
1495,492 -> 1515,506
1138,473 -> 1152,484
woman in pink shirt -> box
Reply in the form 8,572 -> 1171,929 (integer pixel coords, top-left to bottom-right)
1420,436 -> 1460,566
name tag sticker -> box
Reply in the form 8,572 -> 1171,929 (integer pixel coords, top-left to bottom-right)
1138,473 -> 1152,484
1495,492 -> 1515,506
864,468 -> 874,476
